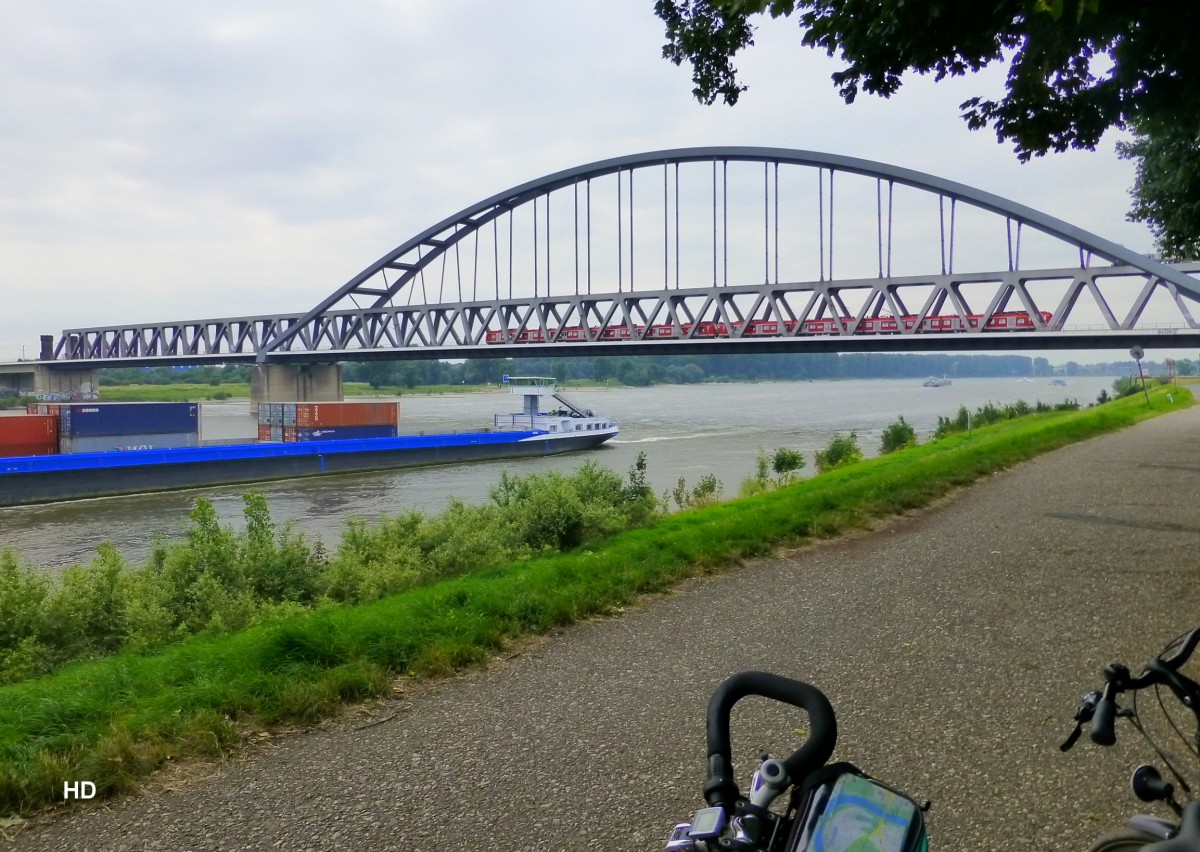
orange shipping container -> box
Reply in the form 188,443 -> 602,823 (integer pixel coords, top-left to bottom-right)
292,402 -> 400,428
0,414 -> 58,446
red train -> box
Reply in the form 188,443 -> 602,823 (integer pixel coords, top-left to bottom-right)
484,311 -> 1052,344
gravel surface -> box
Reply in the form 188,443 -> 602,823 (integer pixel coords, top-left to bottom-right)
8,404 -> 1200,851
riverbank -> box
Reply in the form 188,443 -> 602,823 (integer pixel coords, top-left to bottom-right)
0,385 -> 1190,819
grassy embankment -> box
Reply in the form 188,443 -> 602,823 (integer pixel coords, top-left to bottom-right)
0,385 -> 1190,816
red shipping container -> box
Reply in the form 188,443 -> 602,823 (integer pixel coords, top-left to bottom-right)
0,414 -> 58,447
282,426 -> 297,442
257,424 -> 274,442
292,402 -> 399,428
0,442 -> 58,458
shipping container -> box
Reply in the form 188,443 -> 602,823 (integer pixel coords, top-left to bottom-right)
0,414 -> 58,446
26,403 -> 62,416
60,403 -> 199,437
292,401 -> 400,428
60,431 -> 201,454
293,425 -> 398,442
0,442 -> 58,458
257,424 -> 274,442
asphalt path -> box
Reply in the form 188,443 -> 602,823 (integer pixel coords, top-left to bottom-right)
9,404 -> 1200,851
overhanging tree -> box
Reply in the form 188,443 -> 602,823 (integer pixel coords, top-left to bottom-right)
654,0 -> 1200,255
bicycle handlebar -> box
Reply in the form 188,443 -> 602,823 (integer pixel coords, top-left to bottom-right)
703,671 -> 838,810
1070,626 -> 1200,750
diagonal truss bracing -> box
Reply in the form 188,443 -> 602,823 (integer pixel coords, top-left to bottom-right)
52,263 -> 1200,364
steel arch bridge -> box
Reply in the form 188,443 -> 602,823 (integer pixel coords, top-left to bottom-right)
49,146 -> 1200,367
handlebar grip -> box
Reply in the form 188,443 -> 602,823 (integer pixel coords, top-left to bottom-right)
703,671 -> 838,809
1090,686 -> 1118,746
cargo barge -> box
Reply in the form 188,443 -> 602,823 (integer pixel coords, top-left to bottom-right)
0,378 -> 618,507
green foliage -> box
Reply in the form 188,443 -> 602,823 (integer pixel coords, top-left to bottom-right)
1117,120 -> 1200,259
667,472 -> 725,510
1113,375 -> 1144,398
0,552 -> 50,684
815,432 -> 863,473
654,1 -> 1199,163
771,447 -> 806,484
0,460 -> 665,684
934,398 -> 1083,439
739,448 -> 774,497
879,416 -> 917,454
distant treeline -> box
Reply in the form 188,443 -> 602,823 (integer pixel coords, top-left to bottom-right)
99,352 -> 1187,389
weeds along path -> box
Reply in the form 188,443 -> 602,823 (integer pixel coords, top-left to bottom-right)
8,404 -> 1200,851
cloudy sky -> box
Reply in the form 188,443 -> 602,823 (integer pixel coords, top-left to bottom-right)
0,1 -> 1173,363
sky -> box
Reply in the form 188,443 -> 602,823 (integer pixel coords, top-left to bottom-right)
0,1 -> 1188,365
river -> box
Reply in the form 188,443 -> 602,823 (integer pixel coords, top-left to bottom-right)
0,377 -> 1103,570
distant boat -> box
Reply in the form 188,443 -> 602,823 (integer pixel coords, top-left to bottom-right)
922,376 -> 952,388
1051,378 -> 1067,387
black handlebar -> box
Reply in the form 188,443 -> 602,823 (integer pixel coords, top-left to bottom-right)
1161,627 -> 1200,672
1075,626 -> 1200,749
703,671 -> 838,810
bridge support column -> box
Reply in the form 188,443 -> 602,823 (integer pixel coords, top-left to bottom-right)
33,365 -> 100,400
251,364 -> 344,412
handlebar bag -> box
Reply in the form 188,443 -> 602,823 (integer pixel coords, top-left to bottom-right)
784,762 -> 928,852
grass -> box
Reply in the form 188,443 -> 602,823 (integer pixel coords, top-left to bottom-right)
98,384 -> 250,402
0,385 -> 1190,816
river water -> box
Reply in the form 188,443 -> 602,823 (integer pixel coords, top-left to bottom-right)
0,377 -> 1103,571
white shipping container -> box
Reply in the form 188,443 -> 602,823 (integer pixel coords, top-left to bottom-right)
60,432 -> 201,454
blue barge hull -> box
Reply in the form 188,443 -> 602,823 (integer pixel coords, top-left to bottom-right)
0,429 -> 616,507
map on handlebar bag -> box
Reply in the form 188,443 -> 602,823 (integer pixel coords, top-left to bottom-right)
798,771 -> 926,852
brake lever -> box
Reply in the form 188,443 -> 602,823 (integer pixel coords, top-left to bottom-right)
1061,691 -> 1100,752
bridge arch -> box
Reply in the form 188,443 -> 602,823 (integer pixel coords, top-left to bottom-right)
51,147 -> 1200,365
260,146 -> 1200,359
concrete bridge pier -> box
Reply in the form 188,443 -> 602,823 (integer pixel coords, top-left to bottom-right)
250,363 -> 343,413
0,364 -> 101,399
39,366 -> 101,399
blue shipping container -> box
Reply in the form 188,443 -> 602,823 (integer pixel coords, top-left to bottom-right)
60,403 -> 199,437
295,425 -> 398,442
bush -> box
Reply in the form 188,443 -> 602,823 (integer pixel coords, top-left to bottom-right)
771,448 -> 806,485
667,473 -> 725,510
0,456 -> 676,684
815,432 -> 863,473
879,417 -> 917,455
1113,376 -> 1143,398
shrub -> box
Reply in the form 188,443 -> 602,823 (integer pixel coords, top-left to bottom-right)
739,449 -> 774,497
1113,376 -> 1142,398
815,432 -> 863,473
772,448 -> 806,485
42,542 -> 129,660
668,473 -> 725,509
879,417 -> 917,455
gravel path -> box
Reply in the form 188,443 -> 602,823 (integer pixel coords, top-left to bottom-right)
9,404 -> 1200,851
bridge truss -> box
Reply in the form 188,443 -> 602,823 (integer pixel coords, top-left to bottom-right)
49,147 -> 1200,366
